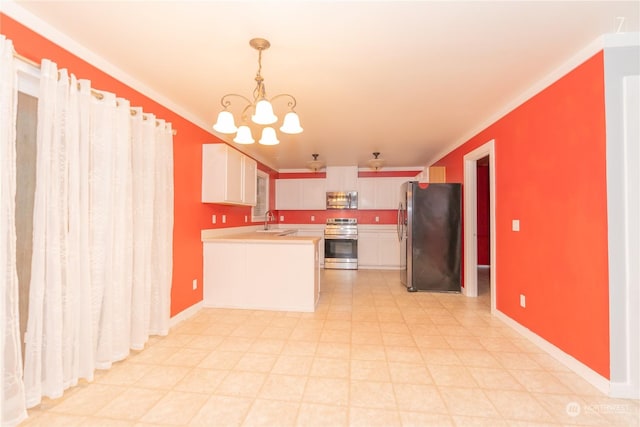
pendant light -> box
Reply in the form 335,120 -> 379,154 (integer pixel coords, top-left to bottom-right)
212,38 -> 303,145
368,152 -> 385,171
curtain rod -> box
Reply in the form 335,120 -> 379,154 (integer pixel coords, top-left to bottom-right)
12,51 -> 177,135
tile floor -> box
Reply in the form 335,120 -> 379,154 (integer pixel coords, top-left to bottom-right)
22,268 -> 639,426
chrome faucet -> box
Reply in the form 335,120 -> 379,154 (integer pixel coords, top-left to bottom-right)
264,210 -> 275,230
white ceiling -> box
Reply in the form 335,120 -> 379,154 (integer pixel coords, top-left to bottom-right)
6,1 -> 640,171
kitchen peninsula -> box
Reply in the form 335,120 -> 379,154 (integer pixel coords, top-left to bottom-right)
201,229 -> 321,312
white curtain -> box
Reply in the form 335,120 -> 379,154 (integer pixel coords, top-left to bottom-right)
18,58 -> 174,410
1,35 -> 28,427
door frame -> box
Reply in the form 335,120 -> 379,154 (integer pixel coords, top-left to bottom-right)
462,140 -> 496,312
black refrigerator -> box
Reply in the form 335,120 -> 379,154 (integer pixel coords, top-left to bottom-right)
397,181 -> 462,292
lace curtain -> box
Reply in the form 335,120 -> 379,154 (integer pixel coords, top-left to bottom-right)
1,49 -> 174,426
1,34 -> 28,427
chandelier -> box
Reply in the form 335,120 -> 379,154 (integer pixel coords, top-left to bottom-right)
212,38 -> 303,145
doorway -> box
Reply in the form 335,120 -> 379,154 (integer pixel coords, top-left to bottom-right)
462,140 -> 496,312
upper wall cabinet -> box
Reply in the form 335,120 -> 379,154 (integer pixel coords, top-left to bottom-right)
276,178 -> 326,210
325,166 -> 358,192
202,144 -> 257,206
357,177 -> 407,210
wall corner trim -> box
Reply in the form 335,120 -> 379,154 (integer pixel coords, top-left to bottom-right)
494,310 -> 610,396
169,301 -> 203,329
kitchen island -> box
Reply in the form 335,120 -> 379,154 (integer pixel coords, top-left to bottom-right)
201,229 -> 321,312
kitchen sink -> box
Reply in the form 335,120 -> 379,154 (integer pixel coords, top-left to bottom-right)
255,229 -> 297,236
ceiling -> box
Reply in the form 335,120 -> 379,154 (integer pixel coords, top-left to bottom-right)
7,1 -> 640,171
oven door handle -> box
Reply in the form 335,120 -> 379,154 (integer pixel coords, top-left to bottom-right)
324,235 -> 358,240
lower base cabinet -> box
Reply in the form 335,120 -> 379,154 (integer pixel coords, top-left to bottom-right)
357,230 -> 402,269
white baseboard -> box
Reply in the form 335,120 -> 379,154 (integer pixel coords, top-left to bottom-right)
494,309 -> 610,395
169,302 -> 203,328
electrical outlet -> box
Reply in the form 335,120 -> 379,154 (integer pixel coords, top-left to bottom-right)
212,214 -> 216,224
520,294 -> 526,308
311,215 -> 315,222
244,215 -> 248,223
192,279 -> 198,290
222,215 -> 226,223
280,215 -> 284,221
375,216 -> 379,222
512,219 -> 520,231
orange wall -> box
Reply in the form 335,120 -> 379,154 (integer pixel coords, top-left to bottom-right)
1,13 -> 278,317
434,53 -> 609,378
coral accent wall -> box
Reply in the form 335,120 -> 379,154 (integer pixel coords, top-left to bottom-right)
1,13 -> 277,317
433,53 -> 609,378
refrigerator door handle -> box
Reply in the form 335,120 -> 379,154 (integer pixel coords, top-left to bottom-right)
396,202 -> 404,241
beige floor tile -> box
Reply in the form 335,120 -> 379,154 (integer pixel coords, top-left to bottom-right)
197,349 -> 243,370
139,391 -> 209,425
393,383 -> 448,414
420,348 -> 461,365
128,345 -> 179,365
303,377 -> 349,406
428,364 -> 478,388
349,380 -> 397,409
259,326 -> 293,339
351,344 -> 387,361
234,352 -> 278,373
48,383 -> 125,416
351,331 -> 384,345
271,354 -> 314,376
319,329 -> 352,343
348,406 -> 402,427
217,336 -> 255,352
450,415 -> 509,426
258,374 -> 307,402
296,403 -> 349,427
310,357 -> 350,378
248,338 -> 286,354
173,367 -> 228,394
468,366 -> 524,391
387,362 -> 432,385
189,395 -> 253,427
183,335 -> 224,350
454,349 -> 501,368
350,359 -> 391,381
242,399 -> 300,427
485,389 -> 555,423
21,413 -> 88,427
95,387 -> 167,420
385,346 -> 423,363
95,362 -> 154,386
400,411 -> 454,426
281,340 -> 318,356
134,365 -> 191,390
438,386 -> 500,418
315,342 -> 351,359
215,371 -> 267,398
162,348 -> 211,367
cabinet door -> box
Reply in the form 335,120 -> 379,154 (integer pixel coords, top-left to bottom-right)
326,166 -> 358,192
378,232 -> 401,267
376,177 -> 406,209
225,147 -> 244,203
276,179 -> 301,210
301,179 -> 326,210
243,157 -> 257,205
356,178 -> 376,210
357,232 -> 379,267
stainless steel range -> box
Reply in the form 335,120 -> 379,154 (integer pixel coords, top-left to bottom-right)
324,218 -> 358,270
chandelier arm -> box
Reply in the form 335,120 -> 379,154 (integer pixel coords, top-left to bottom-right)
269,93 -> 297,110
220,93 -> 253,109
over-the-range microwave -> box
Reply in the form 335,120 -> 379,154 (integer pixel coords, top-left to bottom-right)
326,191 -> 358,210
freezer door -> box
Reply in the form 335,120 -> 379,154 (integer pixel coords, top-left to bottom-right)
411,183 -> 461,292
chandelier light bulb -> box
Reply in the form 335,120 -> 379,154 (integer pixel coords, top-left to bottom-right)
213,111 -> 238,134
258,127 -> 280,145
280,112 -> 303,134
252,100 -> 278,125
233,125 -> 255,144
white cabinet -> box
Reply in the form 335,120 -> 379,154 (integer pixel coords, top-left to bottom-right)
276,178 -> 326,210
358,229 -> 402,269
357,177 -> 406,210
202,144 -> 257,206
326,166 -> 358,192
295,228 -> 325,266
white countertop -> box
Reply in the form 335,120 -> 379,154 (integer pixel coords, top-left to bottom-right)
201,228 -> 320,244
